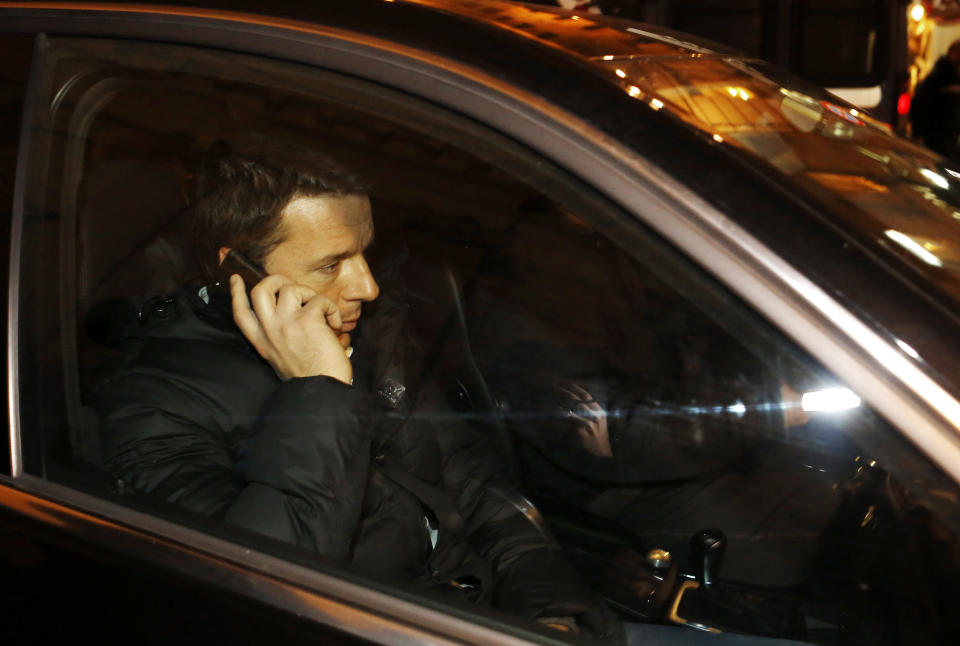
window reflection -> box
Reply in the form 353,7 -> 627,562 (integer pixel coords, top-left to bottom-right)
602,56 -> 960,305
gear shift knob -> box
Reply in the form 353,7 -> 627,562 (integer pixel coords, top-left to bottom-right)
691,528 -> 726,589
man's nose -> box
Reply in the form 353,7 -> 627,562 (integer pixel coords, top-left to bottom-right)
346,256 -> 379,302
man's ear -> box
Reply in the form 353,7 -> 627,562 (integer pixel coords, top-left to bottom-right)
217,247 -> 231,265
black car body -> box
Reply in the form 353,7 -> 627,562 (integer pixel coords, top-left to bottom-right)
2,1 -> 960,644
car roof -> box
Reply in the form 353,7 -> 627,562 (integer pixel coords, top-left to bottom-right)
93,0 -> 743,58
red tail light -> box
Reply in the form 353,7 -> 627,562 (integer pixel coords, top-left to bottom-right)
897,92 -> 912,116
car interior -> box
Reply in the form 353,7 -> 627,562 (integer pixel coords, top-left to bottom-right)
14,36 -> 960,645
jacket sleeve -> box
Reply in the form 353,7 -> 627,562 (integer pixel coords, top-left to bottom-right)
99,372 -> 375,560
99,371 -> 248,516
226,377 -> 375,559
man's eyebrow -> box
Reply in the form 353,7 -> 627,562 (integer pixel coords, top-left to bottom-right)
313,235 -> 374,267
313,251 -> 351,267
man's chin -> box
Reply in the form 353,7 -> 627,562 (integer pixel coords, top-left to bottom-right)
338,332 -> 351,349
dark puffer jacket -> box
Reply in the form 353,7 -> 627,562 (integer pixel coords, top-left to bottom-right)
96,285 -> 620,637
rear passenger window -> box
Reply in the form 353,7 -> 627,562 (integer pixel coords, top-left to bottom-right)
14,36 -> 960,645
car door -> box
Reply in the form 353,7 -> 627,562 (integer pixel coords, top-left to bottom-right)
2,3 -> 960,645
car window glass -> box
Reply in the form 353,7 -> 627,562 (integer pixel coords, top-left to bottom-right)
664,0 -> 888,87
603,54 -> 960,312
15,36 -> 960,644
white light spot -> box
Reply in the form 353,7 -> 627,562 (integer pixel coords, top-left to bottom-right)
885,230 -> 943,267
650,98 -> 664,110
895,339 -> 921,360
911,3 -> 925,22
920,168 -> 950,189
802,387 -> 862,412
603,55 -> 615,61
726,402 -> 747,416
713,133 -> 724,143
615,68 -> 627,79
628,85 -> 641,97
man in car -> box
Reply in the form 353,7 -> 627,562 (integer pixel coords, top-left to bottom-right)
96,140 -> 620,641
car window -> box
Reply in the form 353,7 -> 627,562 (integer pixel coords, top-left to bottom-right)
13,35 -> 960,644
665,0 -> 890,87
602,54 -> 960,313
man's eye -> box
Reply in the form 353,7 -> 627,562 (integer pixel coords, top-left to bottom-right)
318,262 -> 339,274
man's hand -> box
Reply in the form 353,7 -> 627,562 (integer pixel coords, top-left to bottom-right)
562,383 -> 612,457
230,274 -> 353,384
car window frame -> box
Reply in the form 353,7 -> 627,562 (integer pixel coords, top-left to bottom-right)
1,31 -> 34,478
3,3 -> 960,644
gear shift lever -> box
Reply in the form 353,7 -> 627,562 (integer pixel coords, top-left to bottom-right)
691,528 -> 726,589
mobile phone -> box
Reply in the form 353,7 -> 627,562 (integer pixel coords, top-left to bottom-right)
215,249 -> 267,298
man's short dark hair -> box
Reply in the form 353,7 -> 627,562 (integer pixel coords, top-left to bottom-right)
193,138 -> 368,282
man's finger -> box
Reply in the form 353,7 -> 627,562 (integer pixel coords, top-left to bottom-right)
303,293 -> 342,330
229,274 -> 253,316
249,274 -> 300,322
230,275 -> 269,347
559,384 -> 595,404
577,426 -> 600,440
275,283 -> 319,314
565,383 -> 592,399
568,411 -> 593,425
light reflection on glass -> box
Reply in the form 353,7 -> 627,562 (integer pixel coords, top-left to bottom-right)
725,86 -> 751,101
857,146 -> 890,164
896,339 -> 921,360
801,388 -> 862,412
920,168 -> 950,190
911,2 -> 925,22
885,230 -> 944,267
726,401 -> 747,416
596,51 -> 960,304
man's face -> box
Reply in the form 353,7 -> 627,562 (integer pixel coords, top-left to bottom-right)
262,194 -> 379,345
